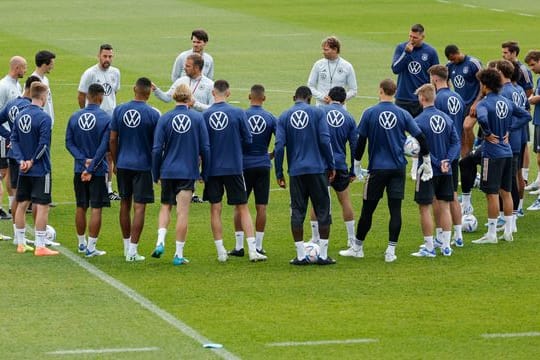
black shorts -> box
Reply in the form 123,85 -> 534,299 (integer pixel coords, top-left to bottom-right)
330,169 -> 351,193
451,159 -> 459,192
116,168 -> 154,203
534,125 -> 540,153
16,174 -> 52,205
289,173 -> 331,227
415,175 -> 454,204
363,169 -> 406,201
8,158 -> 19,189
395,99 -> 423,117
74,174 -> 110,209
519,142 -> 526,169
160,179 -> 195,205
480,157 -> 512,194
243,167 -> 270,205
203,175 -> 247,205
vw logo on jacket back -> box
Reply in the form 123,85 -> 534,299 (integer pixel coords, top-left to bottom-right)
172,114 -> 191,133
18,114 -> 32,133
123,109 -> 141,128
447,96 -> 462,115
78,113 -> 96,131
326,110 -> 345,128
378,111 -> 397,130
248,115 -> 266,134
430,115 -> 446,134
495,101 -> 509,119
209,111 -> 229,131
290,110 -> 309,129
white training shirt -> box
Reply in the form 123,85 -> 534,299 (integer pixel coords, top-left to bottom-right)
307,56 -> 358,106
0,75 -> 22,110
171,50 -> 214,82
31,71 -> 54,127
78,64 -> 121,116
154,75 -> 214,112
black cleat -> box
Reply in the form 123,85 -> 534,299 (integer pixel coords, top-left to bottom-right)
316,256 -> 337,265
228,248 -> 245,257
108,191 -> 121,200
0,208 -> 12,220
191,195 -> 205,203
256,248 -> 266,255
290,257 -> 310,265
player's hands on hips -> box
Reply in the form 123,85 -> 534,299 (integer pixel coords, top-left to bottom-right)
418,155 -> 433,182
485,133 -> 499,144
277,177 -> 286,189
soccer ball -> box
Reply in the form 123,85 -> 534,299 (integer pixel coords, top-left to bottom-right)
462,214 -> 478,232
45,225 -> 56,241
403,136 -> 420,157
304,242 -> 320,263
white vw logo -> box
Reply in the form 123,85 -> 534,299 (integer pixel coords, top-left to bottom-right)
103,83 -> 113,96
18,114 -> 32,134
290,110 -> 309,129
378,111 -> 397,130
496,101 -> 509,119
78,113 -> 96,131
326,110 -> 345,128
123,109 -> 141,128
430,115 -> 446,134
408,61 -> 422,75
172,114 -> 191,133
511,92 -> 521,107
209,111 -> 229,131
447,97 -> 461,115
8,106 -> 19,122
248,115 -> 266,134
453,75 -> 465,89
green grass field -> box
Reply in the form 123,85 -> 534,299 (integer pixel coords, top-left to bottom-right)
1,0 -> 539,358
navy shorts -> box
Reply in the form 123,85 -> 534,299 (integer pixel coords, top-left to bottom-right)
117,168 -> 154,203
203,175 -> 247,205
160,179 -> 195,205
74,174 -> 110,209
243,167 -> 270,205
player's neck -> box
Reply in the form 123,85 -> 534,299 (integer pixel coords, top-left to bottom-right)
34,68 -> 46,77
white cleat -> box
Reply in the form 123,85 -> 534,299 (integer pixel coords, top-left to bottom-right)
524,180 -> 540,191
472,234 -> 498,244
529,188 -> 540,195
461,203 -> 474,215
126,253 -> 145,262
384,252 -> 397,263
249,251 -> 267,262
498,232 -> 514,242
339,247 -> 364,258
527,199 -> 540,211
217,251 -> 228,262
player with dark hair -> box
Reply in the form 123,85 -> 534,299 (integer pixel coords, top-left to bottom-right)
110,77 -> 160,261
340,79 -> 431,262
66,83 -> 111,257
31,50 -> 56,125
275,86 -> 335,265
171,29 -> 214,81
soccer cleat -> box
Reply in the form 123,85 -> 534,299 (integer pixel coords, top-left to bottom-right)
249,251 -> 267,262
516,208 -> 524,217
0,208 -> 12,220
44,239 -> 60,246
530,188 -> 540,195
461,203 -> 474,215
191,195 -> 205,203
256,248 -> 266,255
316,256 -> 336,265
228,248 -> 244,257
419,238 -> 442,250
524,180 -> 540,191
472,234 -> 498,244
126,253 -> 145,262
77,243 -> 87,253
411,248 -> 436,257
384,252 -> 397,263
85,248 -> 106,257
441,247 -> 453,256
339,247 -> 364,258
17,243 -> 34,253
34,247 -> 59,256
289,257 -> 310,265
151,244 -> 165,258
0,233 -> 12,241
217,251 -> 228,262
173,255 -> 190,266
498,232 -> 514,242
527,199 -> 540,211
108,191 -> 121,200
452,237 -> 464,248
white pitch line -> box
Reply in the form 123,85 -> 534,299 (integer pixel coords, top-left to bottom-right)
266,338 -> 378,347
481,332 -> 540,339
46,347 -> 159,355
57,246 -> 240,360
489,8 -> 505,12
463,4 -> 478,8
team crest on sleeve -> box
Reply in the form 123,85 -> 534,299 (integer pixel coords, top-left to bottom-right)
102,83 -> 113,96
447,97 -> 462,115
172,114 -> 191,133
248,115 -> 267,134
408,61 -> 422,75
8,106 -> 19,122
290,110 -> 309,129
78,113 -> 96,131
18,114 -> 32,133
326,110 -> 345,127
495,101 -> 509,119
453,75 -> 465,89
209,111 -> 229,131
378,111 -> 397,129
429,115 -> 446,134
123,109 -> 141,128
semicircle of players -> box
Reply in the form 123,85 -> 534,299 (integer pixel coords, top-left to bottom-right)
3,24 -> 540,264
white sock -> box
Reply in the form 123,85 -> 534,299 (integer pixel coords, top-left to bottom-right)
175,241 -> 185,258
499,211 -> 504,219
246,236 -> 256,253
424,236 -> 434,251
353,238 -> 363,251
8,196 -> 14,208
87,236 -> 97,252
234,231 -> 244,250
512,214 -> 517,233
442,231 -> 451,249
255,231 -> 264,250
157,227 -> 167,246
518,199 -> 524,211
77,234 -> 86,246
310,221 -> 320,242
214,239 -> 226,253
345,220 -> 355,241
13,223 -> 17,237
461,193 -> 471,206
453,224 -> 463,240
319,239 -> 328,259
15,227 -> 25,246
107,181 -> 113,193
295,241 -> 306,260
35,230 -> 46,248
386,243 -> 396,256
412,157 -> 418,172
504,215 -> 513,234
522,168 -> 529,182
435,227 -> 442,243
128,242 -> 138,257
487,218 -> 497,237
123,238 -> 131,256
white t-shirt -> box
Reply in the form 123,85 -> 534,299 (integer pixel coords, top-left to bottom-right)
154,75 -> 214,112
307,56 -> 358,106
78,64 -> 121,115
0,75 -> 22,110
31,71 -> 54,126
171,50 -> 214,82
